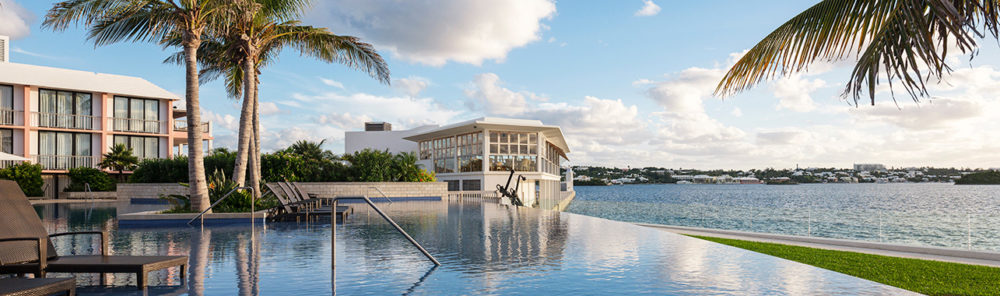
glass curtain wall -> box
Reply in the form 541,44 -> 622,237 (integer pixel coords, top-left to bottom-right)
418,132 -> 484,174
488,131 -> 537,172
457,133 -> 483,172
541,142 -> 562,175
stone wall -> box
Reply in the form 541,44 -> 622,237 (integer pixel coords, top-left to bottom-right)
282,182 -> 448,199
117,183 -> 188,201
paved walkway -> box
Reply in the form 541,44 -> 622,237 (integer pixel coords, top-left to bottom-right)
639,223 -> 1000,268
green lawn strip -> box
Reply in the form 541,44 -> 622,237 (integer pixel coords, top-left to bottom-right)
688,235 -> 1000,296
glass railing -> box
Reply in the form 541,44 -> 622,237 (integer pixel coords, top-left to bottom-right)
109,117 -> 162,134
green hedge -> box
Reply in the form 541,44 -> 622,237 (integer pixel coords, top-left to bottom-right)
65,167 -> 116,192
0,163 -> 44,196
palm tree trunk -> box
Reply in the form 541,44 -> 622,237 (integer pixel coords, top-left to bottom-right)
184,35 -> 211,213
232,55 -> 256,186
249,82 -> 261,199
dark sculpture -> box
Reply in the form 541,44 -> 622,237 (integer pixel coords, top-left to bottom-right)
497,169 -> 526,206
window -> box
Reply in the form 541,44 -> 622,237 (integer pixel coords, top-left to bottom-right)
541,141 -> 563,175
488,131 -> 537,172
432,136 -> 456,173
38,131 -> 92,169
419,141 -> 431,160
446,180 -> 460,191
114,96 -> 160,133
38,89 -> 92,129
114,135 -> 160,159
0,129 -> 11,154
0,85 -> 13,125
462,179 -> 481,191
457,132 -> 483,172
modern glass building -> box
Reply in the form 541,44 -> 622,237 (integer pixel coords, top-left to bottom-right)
346,117 -> 571,207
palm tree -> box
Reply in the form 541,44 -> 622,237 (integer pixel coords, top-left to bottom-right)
715,1 -> 998,105
284,139 -> 336,161
182,0 -> 389,189
44,0 -> 229,212
99,144 -> 140,182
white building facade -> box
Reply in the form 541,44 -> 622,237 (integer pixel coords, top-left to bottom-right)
345,117 -> 571,208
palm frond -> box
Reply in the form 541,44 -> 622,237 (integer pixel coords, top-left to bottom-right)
715,0 -> 983,105
268,24 -> 391,84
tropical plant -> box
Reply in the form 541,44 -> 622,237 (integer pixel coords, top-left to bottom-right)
0,162 -> 44,196
282,139 -> 337,161
98,144 -> 139,181
44,0 -> 228,212
161,169 -> 276,213
342,149 -> 431,182
65,167 -> 116,192
715,1 -> 999,105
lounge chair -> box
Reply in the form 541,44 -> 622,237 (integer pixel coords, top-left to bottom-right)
0,237 -> 75,296
0,278 -> 75,296
0,180 -> 187,290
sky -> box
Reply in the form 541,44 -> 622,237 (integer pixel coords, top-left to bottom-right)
3,0 -> 1000,170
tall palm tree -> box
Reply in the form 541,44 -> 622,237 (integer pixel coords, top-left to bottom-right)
715,1 -> 999,105
284,139 -> 336,161
180,0 -> 389,189
44,0 -> 229,212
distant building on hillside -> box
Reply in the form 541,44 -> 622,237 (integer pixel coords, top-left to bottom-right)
854,163 -> 886,172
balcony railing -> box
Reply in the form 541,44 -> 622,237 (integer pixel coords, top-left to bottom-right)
32,155 -> 98,170
31,112 -> 99,130
109,117 -> 163,134
174,121 -> 210,133
0,108 -> 23,126
0,159 -> 26,169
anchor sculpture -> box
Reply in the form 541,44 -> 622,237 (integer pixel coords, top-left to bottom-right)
497,169 -> 527,206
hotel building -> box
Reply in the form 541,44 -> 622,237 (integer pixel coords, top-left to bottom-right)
345,117 -> 572,208
0,36 -> 212,196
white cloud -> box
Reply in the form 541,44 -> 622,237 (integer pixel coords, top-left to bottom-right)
290,91 -> 462,129
464,73 -> 529,116
259,101 -> 280,115
851,98 -> 984,130
317,112 -> 372,130
634,0 -> 661,17
772,75 -> 827,112
393,76 -> 430,97
307,0 -> 556,66
319,78 -> 345,89
0,0 -> 32,39
756,129 -> 810,146
202,110 -> 238,133
730,107 -> 743,117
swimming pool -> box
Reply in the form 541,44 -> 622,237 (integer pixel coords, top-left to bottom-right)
30,199 -> 915,295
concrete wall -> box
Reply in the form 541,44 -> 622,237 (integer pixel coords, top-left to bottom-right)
344,125 -> 439,155
117,183 -> 187,201
286,182 -> 448,199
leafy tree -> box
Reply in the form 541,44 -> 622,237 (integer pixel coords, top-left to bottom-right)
45,0 -> 229,212
0,163 -> 44,196
715,1 -> 999,105
99,144 -> 139,181
283,140 -> 337,161
66,167 -> 116,192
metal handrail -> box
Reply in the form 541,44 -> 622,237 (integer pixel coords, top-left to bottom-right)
367,186 -> 393,204
187,186 -> 254,225
330,196 -> 440,266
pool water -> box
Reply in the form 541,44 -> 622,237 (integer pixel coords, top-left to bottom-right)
30,199 -> 915,295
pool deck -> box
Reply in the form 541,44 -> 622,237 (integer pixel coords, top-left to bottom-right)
30,199 -> 117,204
639,223 -> 1000,268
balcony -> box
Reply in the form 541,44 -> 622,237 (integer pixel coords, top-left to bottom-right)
173,121 -> 210,133
0,108 -> 23,126
109,117 -> 163,134
32,155 -> 98,170
31,112 -> 99,130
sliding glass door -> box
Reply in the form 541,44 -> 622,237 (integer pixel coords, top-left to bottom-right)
38,131 -> 93,170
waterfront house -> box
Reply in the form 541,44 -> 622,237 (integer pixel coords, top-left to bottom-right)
346,117 -> 571,207
0,36 -> 213,197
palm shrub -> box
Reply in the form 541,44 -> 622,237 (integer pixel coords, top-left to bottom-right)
65,167 -> 116,192
98,144 -> 138,182
161,169 -> 276,213
0,163 -> 44,196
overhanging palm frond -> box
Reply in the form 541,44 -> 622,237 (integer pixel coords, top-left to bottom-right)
269,24 -> 391,84
715,0 -> 991,105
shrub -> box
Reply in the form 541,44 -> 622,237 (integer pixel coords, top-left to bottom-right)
342,149 -> 432,182
65,167 -> 116,192
161,169 -> 277,213
955,171 -> 1000,185
130,157 -> 188,183
0,163 -> 44,196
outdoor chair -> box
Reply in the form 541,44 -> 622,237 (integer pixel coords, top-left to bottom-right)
0,180 -> 187,290
0,237 -> 75,296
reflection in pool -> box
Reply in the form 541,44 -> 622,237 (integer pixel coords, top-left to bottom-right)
31,199 -> 916,295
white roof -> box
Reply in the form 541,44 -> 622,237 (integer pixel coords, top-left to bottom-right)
403,117 -> 570,158
0,62 -> 179,100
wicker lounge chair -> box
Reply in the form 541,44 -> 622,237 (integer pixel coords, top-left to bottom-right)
0,180 -> 187,290
0,278 -> 75,296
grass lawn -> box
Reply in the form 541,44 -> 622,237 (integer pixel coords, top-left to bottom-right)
689,235 -> 1000,296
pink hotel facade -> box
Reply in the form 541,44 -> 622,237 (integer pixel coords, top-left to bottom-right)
0,40 -> 212,176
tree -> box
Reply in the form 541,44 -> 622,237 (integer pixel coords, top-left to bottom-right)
284,139 -> 336,161
45,0 -> 229,212
715,1 -> 998,105
175,0 -> 389,191
98,144 -> 139,181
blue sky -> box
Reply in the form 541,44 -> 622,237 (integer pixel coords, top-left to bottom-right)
4,0 -> 1000,169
